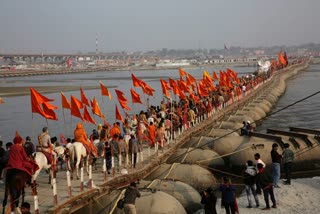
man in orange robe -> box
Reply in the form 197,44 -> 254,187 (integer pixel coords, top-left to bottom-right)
148,122 -> 156,147
109,122 -> 121,140
74,123 -> 98,157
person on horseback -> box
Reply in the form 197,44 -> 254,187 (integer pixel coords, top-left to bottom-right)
6,134 -> 39,184
38,127 -> 57,169
74,123 -> 98,158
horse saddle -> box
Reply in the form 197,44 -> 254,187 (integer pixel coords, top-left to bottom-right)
41,151 -> 53,165
82,143 -> 91,155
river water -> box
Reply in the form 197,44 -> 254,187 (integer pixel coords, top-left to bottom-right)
0,65 -> 319,143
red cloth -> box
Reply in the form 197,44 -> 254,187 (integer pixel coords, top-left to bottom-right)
5,144 -> 39,176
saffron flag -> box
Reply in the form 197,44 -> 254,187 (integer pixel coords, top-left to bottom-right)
138,80 -> 155,96
130,88 -> 143,104
278,51 -> 287,66
42,102 -> 58,120
30,87 -> 57,120
160,79 -> 171,98
83,106 -> 96,125
131,74 -> 141,87
70,95 -> 83,120
115,89 -> 128,102
179,68 -> 187,77
115,105 -> 124,123
0,97 -> 4,104
99,81 -> 112,100
91,96 -> 105,118
213,71 -> 219,80
30,87 -> 54,104
115,89 -> 131,110
187,73 -> 196,83
61,92 -> 71,109
80,87 -> 90,106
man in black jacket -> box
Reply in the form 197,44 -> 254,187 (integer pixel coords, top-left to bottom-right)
257,163 -> 277,210
123,182 -> 141,214
201,187 -> 217,214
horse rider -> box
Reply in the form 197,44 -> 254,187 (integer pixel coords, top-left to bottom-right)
5,134 -> 39,184
74,123 -> 98,158
38,127 -> 57,169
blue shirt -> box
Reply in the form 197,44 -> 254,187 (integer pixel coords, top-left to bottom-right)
219,184 -> 235,203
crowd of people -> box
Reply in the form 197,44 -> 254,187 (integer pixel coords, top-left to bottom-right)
200,143 -> 295,213
0,65 -> 295,213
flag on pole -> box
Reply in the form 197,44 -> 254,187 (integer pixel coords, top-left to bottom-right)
30,87 -> 58,120
99,81 -> 112,100
61,92 -> 71,109
80,87 -> 90,106
131,74 -> 141,87
91,96 -> 105,118
224,44 -> 229,50
70,95 -> 83,120
130,88 -> 143,104
179,68 -> 187,77
83,106 -> 96,125
115,89 -> 131,110
42,102 -> 58,120
115,104 -> 124,123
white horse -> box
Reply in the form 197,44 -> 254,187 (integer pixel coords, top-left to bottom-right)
68,142 -> 91,180
32,146 -> 65,184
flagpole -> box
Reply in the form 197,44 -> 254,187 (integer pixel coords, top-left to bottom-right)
32,113 -> 35,142
63,108 -> 68,137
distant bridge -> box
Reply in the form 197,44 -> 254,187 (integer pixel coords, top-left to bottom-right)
0,53 -> 155,63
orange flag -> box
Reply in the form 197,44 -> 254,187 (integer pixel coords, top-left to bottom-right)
130,88 -> 143,104
118,99 -> 131,111
213,71 -> 219,80
91,96 -> 105,118
179,68 -> 187,77
70,95 -> 83,120
131,74 -> 141,87
115,89 -> 131,110
198,82 -> 209,96
0,97 -> 4,104
115,89 -> 128,102
61,92 -> 71,109
115,105 -> 124,123
278,51 -> 287,66
30,87 -> 54,104
42,102 -> 58,120
83,106 -> 96,125
139,80 -> 155,96
160,79 -> 171,98
187,73 -> 196,83
30,87 -> 57,120
80,87 -> 90,106
99,81 -> 112,100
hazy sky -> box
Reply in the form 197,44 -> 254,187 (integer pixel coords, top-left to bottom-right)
0,0 -> 319,53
